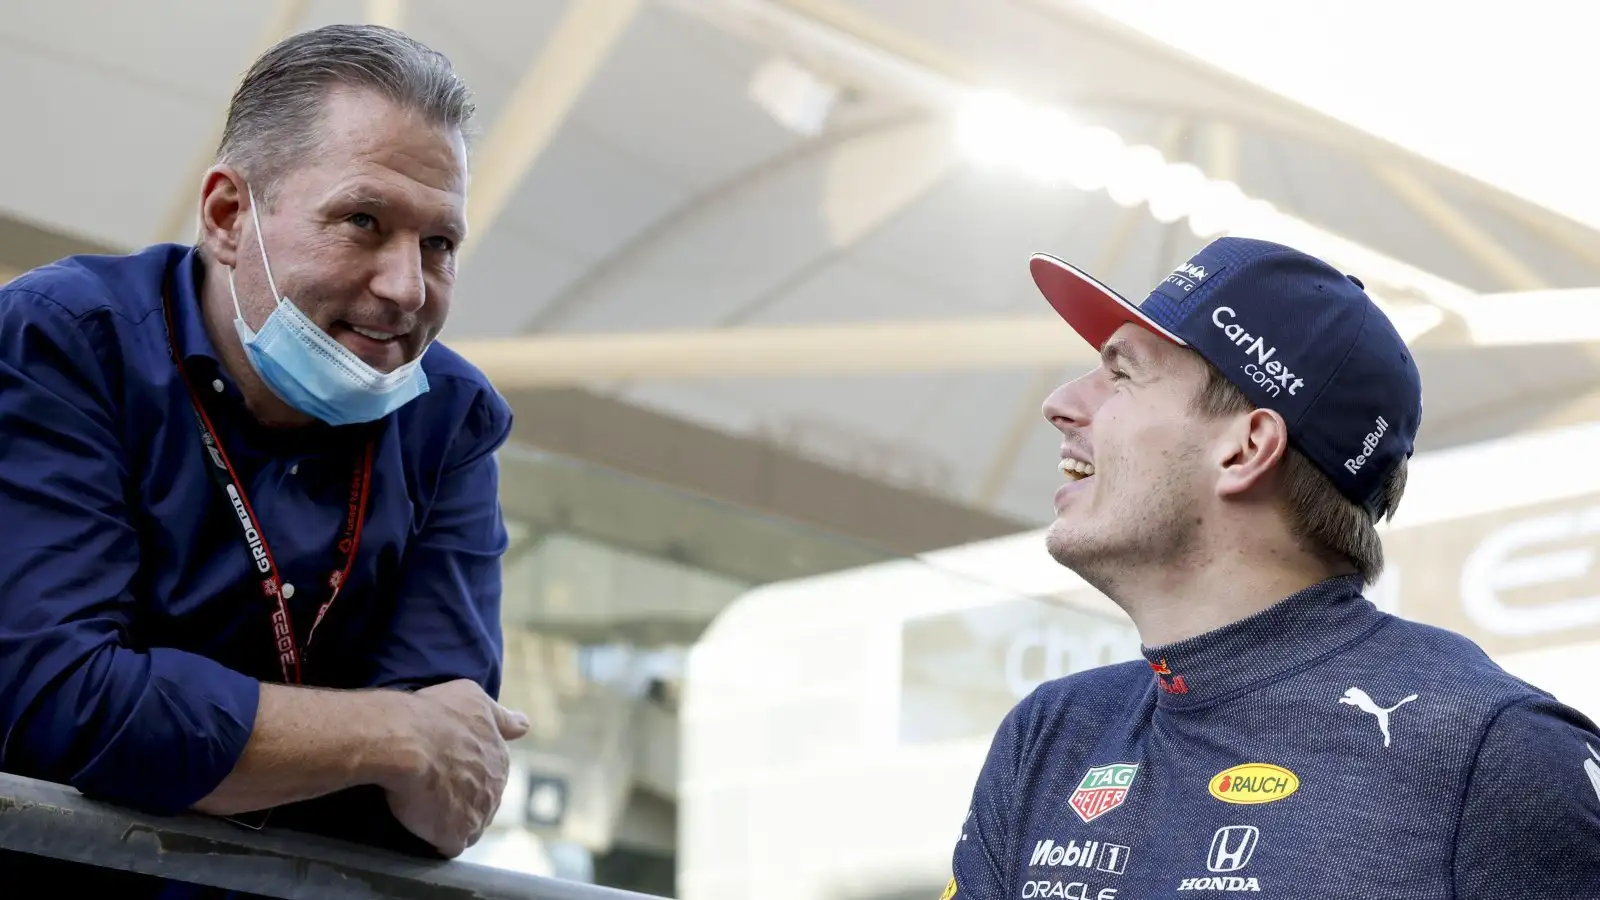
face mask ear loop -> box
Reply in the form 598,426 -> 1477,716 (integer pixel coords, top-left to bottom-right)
226,266 -> 249,324
245,185 -> 283,305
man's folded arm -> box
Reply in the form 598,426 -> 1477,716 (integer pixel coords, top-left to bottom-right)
0,288 -> 412,816
191,682 -> 421,815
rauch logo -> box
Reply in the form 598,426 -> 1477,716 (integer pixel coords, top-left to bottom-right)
1207,763 -> 1299,805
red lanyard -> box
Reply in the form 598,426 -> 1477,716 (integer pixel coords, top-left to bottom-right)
161,265 -> 374,684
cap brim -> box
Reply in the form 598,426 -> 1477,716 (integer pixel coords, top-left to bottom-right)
1030,253 -> 1187,350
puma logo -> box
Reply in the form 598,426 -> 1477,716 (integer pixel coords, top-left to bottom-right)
1339,687 -> 1418,748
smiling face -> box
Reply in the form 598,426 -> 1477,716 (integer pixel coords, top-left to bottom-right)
1041,323 -> 1229,580
227,86 -> 468,374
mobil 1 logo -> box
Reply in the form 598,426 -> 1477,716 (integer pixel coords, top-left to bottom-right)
1028,838 -> 1130,875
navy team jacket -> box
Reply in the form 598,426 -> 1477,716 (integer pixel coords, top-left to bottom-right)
949,576 -> 1600,899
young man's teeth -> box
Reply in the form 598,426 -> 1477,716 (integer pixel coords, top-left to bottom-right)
1059,459 -> 1096,480
351,326 -> 394,341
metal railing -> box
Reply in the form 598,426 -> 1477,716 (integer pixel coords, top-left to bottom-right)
0,772 -> 667,900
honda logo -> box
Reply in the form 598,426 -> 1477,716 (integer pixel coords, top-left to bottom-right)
1206,825 -> 1259,873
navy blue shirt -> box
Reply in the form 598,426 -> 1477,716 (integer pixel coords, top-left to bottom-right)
0,244 -> 513,893
949,576 -> 1600,899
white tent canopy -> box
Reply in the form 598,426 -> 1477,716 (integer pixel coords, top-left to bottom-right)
2,0 -> 1597,528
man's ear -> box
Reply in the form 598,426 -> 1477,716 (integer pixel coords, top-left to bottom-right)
1213,408 -> 1290,500
197,166 -> 249,269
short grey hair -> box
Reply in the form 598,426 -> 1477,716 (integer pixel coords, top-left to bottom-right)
216,23 -> 475,206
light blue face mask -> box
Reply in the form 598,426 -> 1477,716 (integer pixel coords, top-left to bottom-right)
227,187 -> 430,426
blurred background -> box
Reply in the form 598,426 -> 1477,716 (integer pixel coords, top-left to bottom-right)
4,1 -> 1600,897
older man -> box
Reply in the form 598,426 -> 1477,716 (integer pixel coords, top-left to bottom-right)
0,24 -> 527,896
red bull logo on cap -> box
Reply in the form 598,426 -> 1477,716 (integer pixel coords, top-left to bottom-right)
1344,415 -> 1390,474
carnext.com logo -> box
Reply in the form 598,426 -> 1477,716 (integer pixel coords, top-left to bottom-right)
1210,307 -> 1304,398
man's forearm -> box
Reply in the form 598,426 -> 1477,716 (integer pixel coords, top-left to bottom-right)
192,682 -> 418,816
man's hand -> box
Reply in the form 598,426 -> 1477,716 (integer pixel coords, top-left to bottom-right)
382,679 -> 531,857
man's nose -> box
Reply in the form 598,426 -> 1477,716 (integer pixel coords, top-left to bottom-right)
1041,369 -> 1104,432
370,241 -> 427,313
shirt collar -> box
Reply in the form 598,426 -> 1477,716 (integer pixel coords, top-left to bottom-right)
164,244 -> 226,369
1140,574 -> 1384,710
162,245 -> 262,427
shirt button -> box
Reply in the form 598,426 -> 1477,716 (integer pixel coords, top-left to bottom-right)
281,582 -> 296,599
211,379 -> 225,393
289,464 -> 299,475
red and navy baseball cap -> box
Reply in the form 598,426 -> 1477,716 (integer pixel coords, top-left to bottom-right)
1030,236 -> 1422,520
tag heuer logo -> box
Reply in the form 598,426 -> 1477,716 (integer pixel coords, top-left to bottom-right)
1069,762 -> 1139,823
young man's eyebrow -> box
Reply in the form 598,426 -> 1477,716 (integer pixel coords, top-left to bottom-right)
1101,338 -> 1146,373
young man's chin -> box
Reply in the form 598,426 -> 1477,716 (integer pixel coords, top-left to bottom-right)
1043,524 -> 1088,570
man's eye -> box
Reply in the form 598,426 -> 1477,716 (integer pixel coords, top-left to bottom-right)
348,213 -> 377,230
423,236 -> 455,253
1108,368 -> 1129,381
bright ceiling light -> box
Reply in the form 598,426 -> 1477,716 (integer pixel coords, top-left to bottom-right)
1063,126 -> 1125,193
1186,179 -> 1249,238
950,89 -> 1479,322
954,91 -> 1030,165
955,89 -> 1081,185
1147,162 -> 1208,223
1104,144 -> 1167,208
